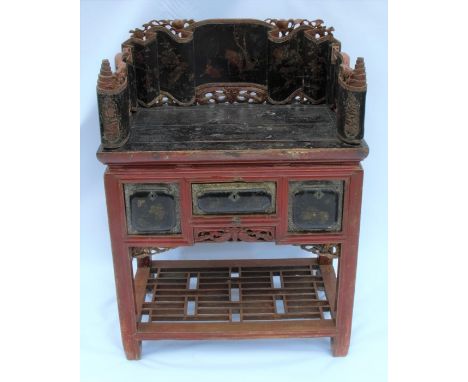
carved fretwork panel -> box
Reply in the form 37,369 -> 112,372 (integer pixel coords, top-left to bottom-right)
194,227 -> 275,243
131,247 -> 172,258
264,19 -> 334,40
196,84 -> 267,104
299,243 -> 341,259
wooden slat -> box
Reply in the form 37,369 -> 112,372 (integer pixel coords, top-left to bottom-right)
135,259 -> 336,327
150,258 -> 318,269
136,320 -> 337,340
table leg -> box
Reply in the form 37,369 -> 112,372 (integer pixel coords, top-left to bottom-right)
105,172 -> 141,360
331,168 -> 363,356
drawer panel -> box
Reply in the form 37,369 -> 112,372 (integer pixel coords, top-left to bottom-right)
288,180 -> 343,232
192,182 -> 276,215
124,183 -> 180,235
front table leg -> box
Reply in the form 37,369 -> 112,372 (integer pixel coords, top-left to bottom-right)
111,245 -> 142,360
332,168 -> 363,356
105,172 -> 141,360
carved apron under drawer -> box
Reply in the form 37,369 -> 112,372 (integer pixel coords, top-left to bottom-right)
192,182 -> 276,215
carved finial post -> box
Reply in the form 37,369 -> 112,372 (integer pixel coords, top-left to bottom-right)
336,55 -> 367,144
97,59 -> 115,90
96,58 -> 130,149
347,57 -> 366,88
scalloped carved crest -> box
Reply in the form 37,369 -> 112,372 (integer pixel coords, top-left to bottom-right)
130,19 -> 195,40
265,18 -> 334,40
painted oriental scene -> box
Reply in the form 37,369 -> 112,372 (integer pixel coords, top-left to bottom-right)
96,19 -> 368,360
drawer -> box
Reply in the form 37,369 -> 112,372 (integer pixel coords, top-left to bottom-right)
192,182 -> 276,215
288,180 -> 343,232
124,183 -> 180,235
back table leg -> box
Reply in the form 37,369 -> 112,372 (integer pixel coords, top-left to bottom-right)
331,241 -> 359,356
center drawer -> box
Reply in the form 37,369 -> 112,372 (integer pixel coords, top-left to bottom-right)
192,182 -> 276,215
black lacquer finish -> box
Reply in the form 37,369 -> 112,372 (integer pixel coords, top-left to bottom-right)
117,104 -> 349,152
194,23 -> 269,86
192,182 -> 276,215
267,31 -> 304,102
158,32 -> 195,102
131,39 -> 159,105
288,180 -> 343,232
124,183 -> 180,234
97,87 -> 130,149
336,87 -> 366,144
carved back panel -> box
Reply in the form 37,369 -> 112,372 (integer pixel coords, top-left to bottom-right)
96,18 -> 368,149
123,19 -> 336,106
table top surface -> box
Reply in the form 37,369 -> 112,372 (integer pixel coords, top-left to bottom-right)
120,104 -> 351,151
97,104 -> 368,164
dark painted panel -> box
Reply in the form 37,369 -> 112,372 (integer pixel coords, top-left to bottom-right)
193,23 -> 269,85
132,39 -> 159,104
157,32 -> 195,102
303,39 -> 330,102
288,181 -> 343,232
268,31 -> 303,101
125,183 -> 180,235
192,182 -> 276,215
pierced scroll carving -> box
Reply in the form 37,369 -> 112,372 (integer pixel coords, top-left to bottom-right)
195,228 -> 274,243
265,19 -> 334,41
132,247 -> 172,259
140,91 -> 195,107
268,89 -> 323,105
130,19 -> 195,41
299,244 -> 340,259
147,85 -> 319,106
196,83 -> 267,104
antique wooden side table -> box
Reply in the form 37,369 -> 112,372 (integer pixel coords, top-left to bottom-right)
96,18 -> 368,360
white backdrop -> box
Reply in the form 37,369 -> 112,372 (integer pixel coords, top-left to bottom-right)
80,1 -> 387,381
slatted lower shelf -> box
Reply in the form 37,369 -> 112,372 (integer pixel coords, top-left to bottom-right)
135,258 -> 337,340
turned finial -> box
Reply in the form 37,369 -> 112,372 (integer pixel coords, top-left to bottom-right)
343,57 -> 366,89
100,59 -> 112,75
97,59 -> 115,90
